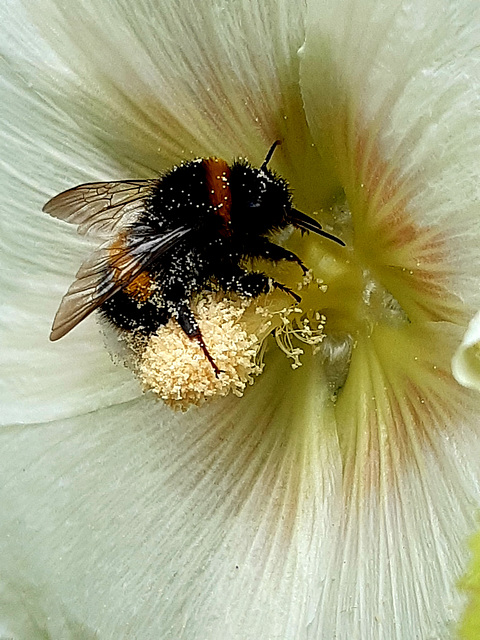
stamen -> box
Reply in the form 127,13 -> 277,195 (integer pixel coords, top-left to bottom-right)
273,307 -> 326,369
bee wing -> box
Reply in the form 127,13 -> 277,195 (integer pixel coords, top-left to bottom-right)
50,226 -> 190,341
43,180 -> 156,237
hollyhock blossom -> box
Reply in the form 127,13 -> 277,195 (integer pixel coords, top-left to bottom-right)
1,0 -> 480,638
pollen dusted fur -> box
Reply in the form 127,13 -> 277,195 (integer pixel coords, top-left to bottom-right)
44,142 -> 344,373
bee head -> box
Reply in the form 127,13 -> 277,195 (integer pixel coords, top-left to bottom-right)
229,141 -> 345,247
229,162 -> 292,235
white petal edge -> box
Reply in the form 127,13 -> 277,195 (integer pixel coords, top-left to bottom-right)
452,311 -> 480,391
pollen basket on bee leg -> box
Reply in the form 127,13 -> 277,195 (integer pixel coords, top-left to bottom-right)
108,233 -> 154,303
203,157 -> 232,235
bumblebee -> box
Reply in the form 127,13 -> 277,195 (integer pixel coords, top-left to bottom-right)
44,142 -> 344,374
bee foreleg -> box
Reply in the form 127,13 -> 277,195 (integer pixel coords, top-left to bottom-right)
217,269 -> 270,298
270,281 -> 302,304
245,239 -> 308,274
217,268 -> 301,304
175,303 -> 222,377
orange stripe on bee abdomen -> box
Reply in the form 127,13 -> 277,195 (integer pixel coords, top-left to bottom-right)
108,233 -> 154,303
203,157 -> 232,235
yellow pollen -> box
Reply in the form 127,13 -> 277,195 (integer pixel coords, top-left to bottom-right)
132,294 -> 272,411
104,269 -> 331,410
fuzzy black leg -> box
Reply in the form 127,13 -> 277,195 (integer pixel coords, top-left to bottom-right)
270,281 -> 301,303
175,303 -> 221,377
217,268 -> 302,304
216,269 -> 270,298
245,239 -> 308,274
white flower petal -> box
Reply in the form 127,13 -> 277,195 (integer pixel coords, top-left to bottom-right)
2,334 -> 480,639
297,0 -> 480,636
312,322 -> 480,637
300,0 -> 480,312
452,311 -> 480,391
0,352 -> 344,639
2,0 -> 337,195
0,60 -> 142,424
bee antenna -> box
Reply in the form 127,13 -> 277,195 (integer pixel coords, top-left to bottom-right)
261,140 -> 281,170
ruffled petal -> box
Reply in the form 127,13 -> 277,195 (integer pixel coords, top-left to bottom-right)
0,56 -> 142,424
452,312 -> 480,391
318,323 -> 480,637
2,0 -> 338,192
2,335 -> 479,639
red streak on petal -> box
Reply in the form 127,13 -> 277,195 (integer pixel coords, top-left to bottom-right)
352,129 -> 465,324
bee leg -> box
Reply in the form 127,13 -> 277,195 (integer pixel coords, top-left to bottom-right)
218,269 -> 302,304
175,304 -> 222,377
270,281 -> 302,304
218,270 -> 270,297
280,251 -> 308,275
245,239 -> 308,274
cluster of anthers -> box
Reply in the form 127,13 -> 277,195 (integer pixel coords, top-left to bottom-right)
110,271 -> 328,411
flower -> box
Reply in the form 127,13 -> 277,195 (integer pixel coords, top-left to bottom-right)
1,0 -> 480,638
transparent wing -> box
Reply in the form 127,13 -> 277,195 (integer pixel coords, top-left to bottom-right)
43,180 -> 156,237
50,226 -> 190,341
